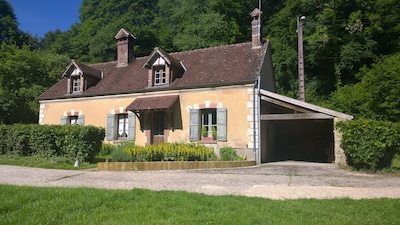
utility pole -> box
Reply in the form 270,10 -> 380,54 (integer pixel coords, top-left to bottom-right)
297,16 -> 306,102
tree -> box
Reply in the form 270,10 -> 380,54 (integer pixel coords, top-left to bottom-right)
0,43 -> 70,124
328,52 -> 400,122
0,0 -> 18,43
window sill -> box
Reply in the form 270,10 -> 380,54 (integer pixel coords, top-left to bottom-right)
201,137 -> 217,144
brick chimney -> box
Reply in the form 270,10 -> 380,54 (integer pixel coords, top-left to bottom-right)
115,28 -> 136,67
250,8 -> 262,49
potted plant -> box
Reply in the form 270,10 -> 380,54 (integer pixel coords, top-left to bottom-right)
212,127 -> 217,140
202,126 -> 207,137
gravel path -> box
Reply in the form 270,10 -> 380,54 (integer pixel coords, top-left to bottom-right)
1,161 -> 400,199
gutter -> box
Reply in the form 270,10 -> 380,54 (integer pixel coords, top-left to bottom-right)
37,79 -> 258,101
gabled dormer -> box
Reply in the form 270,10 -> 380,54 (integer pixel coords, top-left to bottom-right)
62,60 -> 102,95
143,47 -> 185,88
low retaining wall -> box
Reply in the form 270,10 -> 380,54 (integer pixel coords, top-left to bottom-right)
98,161 -> 256,171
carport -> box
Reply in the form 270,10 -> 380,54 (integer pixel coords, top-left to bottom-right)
258,90 -> 353,164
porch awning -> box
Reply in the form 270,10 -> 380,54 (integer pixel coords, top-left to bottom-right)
125,95 -> 179,112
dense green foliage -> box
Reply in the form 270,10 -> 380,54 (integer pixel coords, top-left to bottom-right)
1,0 -> 399,123
0,43 -> 70,124
328,52 -> 400,122
0,124 -> 105,163
220,147 -> 245,161
109,142 -> 216,162
336,119 -> 400,170
1,185 -> 400,225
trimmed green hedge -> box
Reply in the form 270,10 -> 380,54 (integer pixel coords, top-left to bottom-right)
0,124 -> 105,163
336,119 -> 400,170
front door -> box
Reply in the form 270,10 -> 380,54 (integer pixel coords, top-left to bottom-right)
153,111 -> 164,144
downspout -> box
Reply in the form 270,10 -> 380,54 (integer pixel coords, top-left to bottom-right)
253,80 -> 257,162
257,74 -> 261,164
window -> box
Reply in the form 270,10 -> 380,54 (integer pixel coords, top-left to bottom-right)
201,109 -> 217,138
60,115 -> 84,125
117,114 -> 129,138
71,76 -> 81,93
154,66 -> 166,85
106,113 -> 136,141
189,108 -> 227,141
69,116 -> 79,125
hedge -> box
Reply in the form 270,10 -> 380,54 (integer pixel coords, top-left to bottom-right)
0,124 -> 105,163
336,119 -> 400,170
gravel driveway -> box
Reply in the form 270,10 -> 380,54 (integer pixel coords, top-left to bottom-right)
1,161 -> 400,199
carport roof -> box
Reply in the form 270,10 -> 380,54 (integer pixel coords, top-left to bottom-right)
260,89 -> 353,120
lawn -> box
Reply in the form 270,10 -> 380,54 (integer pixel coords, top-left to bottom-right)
0,185 -> 399,225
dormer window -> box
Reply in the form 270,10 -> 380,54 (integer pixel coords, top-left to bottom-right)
154,65 -> 166,85
71,75 -> 82,93
62,60 -> 102,95
153,57 -> 167,85
143,48 -> 185,88
70,68 -> 82,93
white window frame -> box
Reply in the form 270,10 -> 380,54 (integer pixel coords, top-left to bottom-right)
154,66 -> 166,85
201,109 -> 217,138
71,75 -> 81,93
117,114 -> 129,139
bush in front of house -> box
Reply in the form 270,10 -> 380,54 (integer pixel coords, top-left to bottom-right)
123,142 -> 216,162
0,124 -> 105,163
336,119 -> 400,170
219,147 -> 245,161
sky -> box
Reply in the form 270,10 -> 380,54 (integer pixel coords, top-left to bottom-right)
8,0 -> 82,37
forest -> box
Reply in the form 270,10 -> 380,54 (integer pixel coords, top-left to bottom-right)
0,0 -> 399,124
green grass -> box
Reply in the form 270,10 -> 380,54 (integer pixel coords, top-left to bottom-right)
392,154 -> 400,168
0,185 -> 399,225
0,155 -> 97,170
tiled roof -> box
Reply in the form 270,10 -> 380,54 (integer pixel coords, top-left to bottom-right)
38,42 -> 268,100
125,95 -> 179,112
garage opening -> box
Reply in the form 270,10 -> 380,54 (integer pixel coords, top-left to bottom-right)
263,119 -> 334,163
258,89 -> 353,165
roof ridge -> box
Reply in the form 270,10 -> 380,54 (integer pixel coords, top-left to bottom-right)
170,42 -> 252,55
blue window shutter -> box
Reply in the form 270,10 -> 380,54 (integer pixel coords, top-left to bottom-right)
106,114 -> 116,141
77,115 -> 85,125
217,107 -> 227,141
60,116 -> 67,125
127,113 -> 136,141
189,109 -> 200,141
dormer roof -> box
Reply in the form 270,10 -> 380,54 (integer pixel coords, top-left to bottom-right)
143,47 -> 183,69
62,60 -> 102,79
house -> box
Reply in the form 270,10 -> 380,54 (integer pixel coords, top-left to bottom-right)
37,8 -> 352,164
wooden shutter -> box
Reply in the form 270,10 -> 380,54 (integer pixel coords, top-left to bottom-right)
189,109 -> 200,141
106,114 -> 116,141
60,116 -> 67,125
217,107 -> 227,141
127,113 -> 136,141
77,115 -> 85,125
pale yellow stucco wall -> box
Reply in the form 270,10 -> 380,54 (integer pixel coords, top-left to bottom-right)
39,84 -> 256,150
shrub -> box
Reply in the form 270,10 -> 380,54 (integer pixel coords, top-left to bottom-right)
100,143 -> 115,156
0,124 -> 105,163
124,142 -> 216,162
219,147 -> 244,161
111,148 -> 131,162
336,119 -> 400,170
